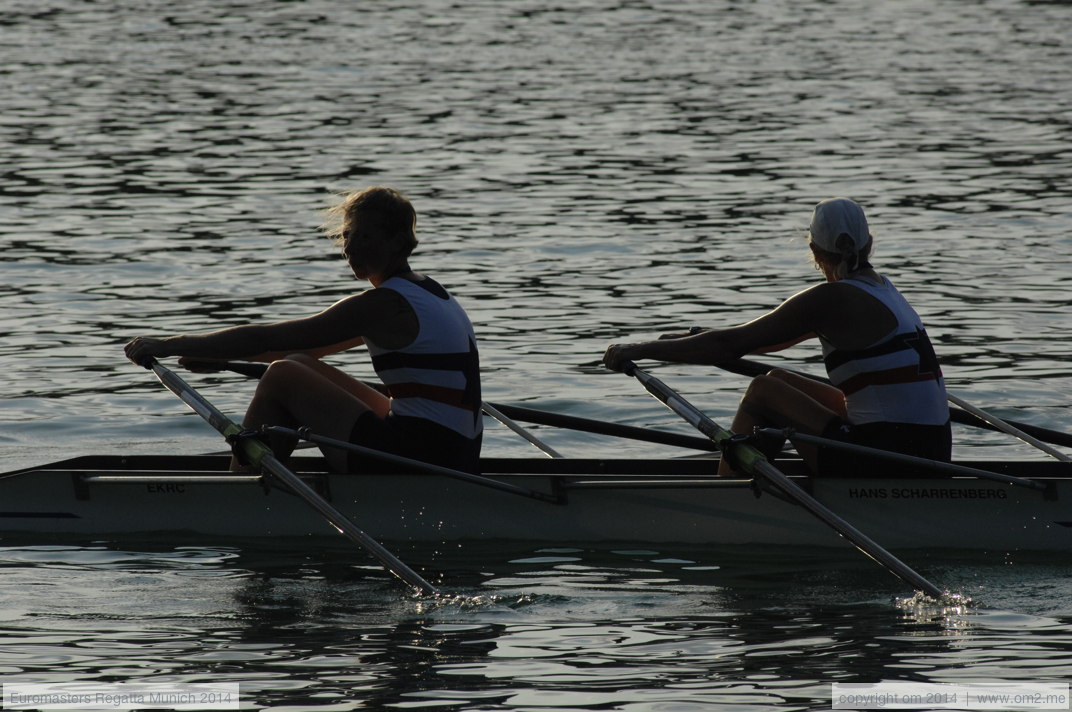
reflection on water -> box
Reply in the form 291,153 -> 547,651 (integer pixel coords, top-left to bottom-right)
2,542 -> 1071,710
3,0 -> 1071,467
3,0 -> 1072,709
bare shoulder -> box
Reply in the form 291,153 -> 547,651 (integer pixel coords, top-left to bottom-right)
316,287 -> 418,350
330,286 -> 413,317
784,280 -> 884,308
772,281 -> 846,316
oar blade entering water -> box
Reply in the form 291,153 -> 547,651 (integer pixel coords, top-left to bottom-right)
620,361 -> 945,600
141,358 -> 440,596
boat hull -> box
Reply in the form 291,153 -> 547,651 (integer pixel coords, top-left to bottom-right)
2,455 -> 1071,551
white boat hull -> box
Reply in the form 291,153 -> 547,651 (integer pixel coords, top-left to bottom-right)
2,455 -> 1071,551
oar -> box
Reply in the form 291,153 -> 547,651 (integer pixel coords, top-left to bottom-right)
482,402 -> 564,458
752,427 -> 1048,492
620,361 -> 944,599
262,425 -> 561,503
140,358 -> 440,596
487,402 -> 718,452
183,360 -> 564,457
720,358 -> 1072,454
186,360 -> 718,452
945,393 -> 1072,463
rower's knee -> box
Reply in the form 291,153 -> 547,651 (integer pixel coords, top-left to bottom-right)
259,358 -> 306,393
743,374 -> 781,403
283,353 -> 318,367
739,374 -> 794,419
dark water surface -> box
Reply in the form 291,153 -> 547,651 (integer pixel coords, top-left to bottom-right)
2,0 -> 1072,709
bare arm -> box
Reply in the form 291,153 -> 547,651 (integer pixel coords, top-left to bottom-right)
603,284 -> 838,371
125,288 -> 417,366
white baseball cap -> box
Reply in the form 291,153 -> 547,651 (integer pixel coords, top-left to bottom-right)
808,198 -> 870,253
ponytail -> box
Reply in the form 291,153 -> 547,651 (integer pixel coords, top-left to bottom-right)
814,233 -> 873,279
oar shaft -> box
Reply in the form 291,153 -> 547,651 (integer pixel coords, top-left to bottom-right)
722,358 -> 1072,450
624,362 -> 943,599
489,403 -> 718,452
151,360 -> 245,439
755,428 -> 1047,491
264,426 -> 561,503
482,402 -> 564,458
753,456 -> 943,598
258,453 -> 440,593
197,359 -> 717,452
146,359 -> 439,596
946,393 -> 1072,462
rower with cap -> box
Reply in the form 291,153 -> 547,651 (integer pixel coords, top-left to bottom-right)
603,197 -> 950,476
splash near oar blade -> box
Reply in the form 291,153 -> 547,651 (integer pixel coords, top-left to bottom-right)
621,361 -> 944,599
142,358 -> 440,596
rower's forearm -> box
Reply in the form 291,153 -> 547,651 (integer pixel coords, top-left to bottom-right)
157,326 -> 363,364
631,331 -> 743,366
165,325 -> 276,360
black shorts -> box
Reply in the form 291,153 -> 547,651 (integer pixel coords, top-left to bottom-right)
347,412 -> 482,474
816,419 -> 952,476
